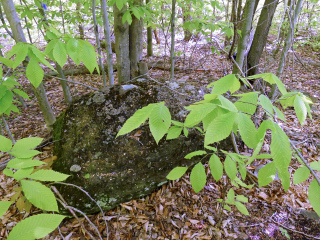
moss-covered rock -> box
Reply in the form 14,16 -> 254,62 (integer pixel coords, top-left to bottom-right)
52,79 -> 212,214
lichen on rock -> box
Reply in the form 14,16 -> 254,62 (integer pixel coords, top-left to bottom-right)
52,78 -> 212,214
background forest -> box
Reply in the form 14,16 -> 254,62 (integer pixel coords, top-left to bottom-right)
0,0 -> 320,239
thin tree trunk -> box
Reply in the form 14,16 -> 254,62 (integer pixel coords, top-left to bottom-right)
270,0 -> 304,99
228,0 -> 241,58
76,2 -> 84,39
113,3 -> 130,84
232,0 -> 256,75
32,84 -> 56,126
59,0 -> 65,34
39,1 -> 72,104
129,0 -> 143,78
182,1 -> 192,41
247,0 -> 279,76
146,0 -> 153,56
0,2 -> 13,39
56,64 -> 72,103
273,0 -> 287,52
1,0 -> 56,126
1,0 -> 26,42
100,0 -> 114,85
154,28 -> 160,44
170,0 -> 176,79
92,0 -> 107,86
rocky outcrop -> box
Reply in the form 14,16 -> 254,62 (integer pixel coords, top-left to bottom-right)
52,78 -> 212,214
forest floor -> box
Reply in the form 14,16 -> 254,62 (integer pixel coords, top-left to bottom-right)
1,32 -> 320,239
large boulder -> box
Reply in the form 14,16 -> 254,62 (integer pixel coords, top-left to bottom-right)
52,79 -> 211,214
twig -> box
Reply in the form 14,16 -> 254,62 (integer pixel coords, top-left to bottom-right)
45,74 -> 99,91
54,182 -> 109,239
51,186 -> 97,240
1,115 -> 15,144
231,132 -> 239,154
270,218 -> 320,239
211,37 -> 254,89
64,205 -> 103,240
291,140 -> 320,186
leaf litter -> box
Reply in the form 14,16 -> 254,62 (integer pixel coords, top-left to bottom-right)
1,32 -> 320,239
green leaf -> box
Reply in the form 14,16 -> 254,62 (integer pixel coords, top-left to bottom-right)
12,137 -> 43,151
205,146 -> 217,151
30,47 -> 55,71
184,103 -> 216,127
185,150 -> 207,159
310,162 -> 320,171
7,158 -> 45,169
293,167 -> 310,184
9,43 -> 28,70
3,168 -> 14,177
172,120 -> 183,126
166,167 -> 188,180
117,104 -> 155,137
166,126 -> 182,140
294,95 -> 307,125
183,127 -> 188,137
7,214 -> 65,240
13,89 -> 30,100
223,204 -> 231,211
190,163 -> 206,193
21,180 -> 58,211
0,88 -> 13,115
238,113 -> 257,149
273,74 -> 287,95
273,106 -> 286,121
279,92 -> 296,109
123,11 -> 132,24
0,135 -> 12,152
26,58 -> 44,88
224,156 -> 237,181
308,180 -> 320,217
271,124 -> 291,187
202,107 -> 219,131
28,170 -> 70,182
66,38 -> 81,65
149,104 -> 171,144
132,7 -> 141,19
227,188 -> 235,200
79,40 -> 99,74
259,95 -> 274,116
0,201 -> 12,217
238,163 -> 247,180
247,73 -> 273,82
278,171 -> 290,192
256,119 -> 274,142
208,74 -> 239,95
13,167 -> 34,181
205,112 -> 236,146
258,162 -> 277,187
4,104 -> 20,116
116,0 -> 124,11
236,195 -> 248,203
235,202 -> 249,215
2,76 -> 21,88
0,56 -> 14,68
53,40 -> 67,67
218,95 -> 237,112
44,39 -> 58,59
209,154 -> 223,181
255,154 -> 272,159
10,150 -> 41,159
